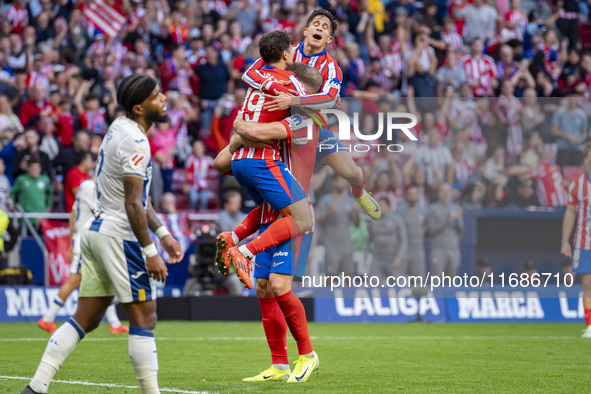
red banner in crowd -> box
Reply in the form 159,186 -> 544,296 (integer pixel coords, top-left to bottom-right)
40,220 -> 71,286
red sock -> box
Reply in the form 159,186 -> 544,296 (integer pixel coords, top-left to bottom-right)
350,166 -> 366,198
246,216 -> 302,255
585,308 -> 591,326
259,297 -> 288,365
275,290 -> 313,355
234,206 -> 262,241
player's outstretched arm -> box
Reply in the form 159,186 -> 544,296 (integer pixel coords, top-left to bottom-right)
214,133 -> 273,174
561,204 -> 576,258
242,58 -> 292,94
124,175 -> 167,281
147,202 -> 184,264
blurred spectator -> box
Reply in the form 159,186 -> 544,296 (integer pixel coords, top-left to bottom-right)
151,117 -> 178,194
194,46 -> 229,138
501,176 -> 540,208
367,197 -> 407,280
409,127 -> 454,189
10,158 -> 53,225
551,92 -> 588,167
18,84 -> 56,128
54,129 -> 91,185
0,158 -> 11,211
160,192 -> 178,215
475,257 -> 492,285
184,140 -> 215,211
462,38 -> 498,97
523,259 -> 538,280
398,186 -> 427,280
407,33 -> 437,99
0,94 -> 23,136
64,151 -> 92,213
427,183 -> 464,276
317,176 -> 355,277
455,0 -> 497,43
13,127 -> 51,178
215,190 -> 246,233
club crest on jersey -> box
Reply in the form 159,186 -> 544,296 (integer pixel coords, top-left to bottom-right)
131,154 -> 145,167
328,78 -> 340,90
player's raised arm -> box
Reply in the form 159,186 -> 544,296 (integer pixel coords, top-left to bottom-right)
233,113 -> 289,141
242,57 -> 293,95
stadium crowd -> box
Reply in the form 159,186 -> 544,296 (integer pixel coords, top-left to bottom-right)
0,0 -> 587,281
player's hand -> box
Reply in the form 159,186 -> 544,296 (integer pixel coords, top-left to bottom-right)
262,92 -> 297,112
146,254 -> 168,281
561,241 -> 572,258
161,235 -> 184,264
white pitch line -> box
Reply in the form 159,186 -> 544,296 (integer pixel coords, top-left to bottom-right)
0,335 -> 579,342
0,375 -> 210,394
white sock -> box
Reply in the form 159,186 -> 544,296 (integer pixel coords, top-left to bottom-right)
29,317 -> 85,393
238,245 -> 254,259
273,364 -> 290,371
231,231 -> 239,245
129,327 -> 159,393
105,305 -> 121,328
42,297 -> 65,323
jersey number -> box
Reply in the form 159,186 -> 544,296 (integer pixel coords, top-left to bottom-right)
244,91 -> 265,122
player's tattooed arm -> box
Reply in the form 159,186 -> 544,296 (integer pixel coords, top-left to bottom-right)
123,175 -> 153,247
146,202 -> 163,233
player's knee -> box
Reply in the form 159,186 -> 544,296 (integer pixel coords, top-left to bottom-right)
270,279 -> 290,297
255,281 -> 270,298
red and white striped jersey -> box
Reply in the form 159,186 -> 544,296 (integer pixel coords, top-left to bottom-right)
81,0 -> 126,38
80,108 -> 107,135
26,71 -> 50,95
505,10 -> 527,40
243,42 -> 343,110
442,32 -> 463,49
369,46 -> 403,79
5,5 -> 28,34
494,95 -> 522,158
233,66 -> 307,162
568,173 -> 591,250
455,156 -> 475,187
185,155 -> 214,190
531,161 -> 568,207
461,55 -> 498,96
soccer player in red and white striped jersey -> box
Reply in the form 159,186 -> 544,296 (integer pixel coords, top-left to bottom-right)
461,38 -> 498,97
242,9 -> 381,221
562,142 -> 591,337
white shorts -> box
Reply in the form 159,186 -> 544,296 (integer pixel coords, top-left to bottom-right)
79,229 -> 157,304
70,234 -> 82,275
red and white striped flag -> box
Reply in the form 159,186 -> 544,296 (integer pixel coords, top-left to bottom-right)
82,0 -> 126,38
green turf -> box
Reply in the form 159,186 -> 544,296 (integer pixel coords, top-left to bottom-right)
0,321 -> 588,393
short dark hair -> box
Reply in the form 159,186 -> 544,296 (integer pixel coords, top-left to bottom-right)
306,9 -> 337,36
259,30 -> 292,64
222,190 -> 241,206
27,158 -> 41,167
287,63 -> 323,94
74,150 -> 92,166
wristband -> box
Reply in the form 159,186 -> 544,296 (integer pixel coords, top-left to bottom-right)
155,226 -> 170,240
142,243 -> 158,258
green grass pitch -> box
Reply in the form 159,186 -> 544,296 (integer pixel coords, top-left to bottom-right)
0,321 -> 588,393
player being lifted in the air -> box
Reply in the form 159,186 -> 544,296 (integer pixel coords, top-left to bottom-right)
218,30 -> 314,289
23,75 -> 184,394
215,62 -> 324,383
561,141 -> 591,338
242,9 -> 382,221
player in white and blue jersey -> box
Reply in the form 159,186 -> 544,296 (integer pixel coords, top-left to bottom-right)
38,175 -> 129,335
23,75 -> 184,394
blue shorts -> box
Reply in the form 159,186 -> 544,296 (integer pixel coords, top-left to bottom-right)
254,222 -> 313,279
317,128 -> 345,161
573,249 -> 591,273
231,159 -> 307,211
